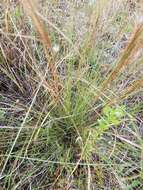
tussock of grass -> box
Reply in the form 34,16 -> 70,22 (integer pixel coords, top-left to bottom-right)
0,0 -> 143,189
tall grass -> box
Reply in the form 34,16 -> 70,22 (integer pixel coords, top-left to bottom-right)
0,0 -> 143,189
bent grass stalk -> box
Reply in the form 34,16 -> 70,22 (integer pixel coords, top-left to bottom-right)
21,0 -> 61,102
94,23 -> 143,103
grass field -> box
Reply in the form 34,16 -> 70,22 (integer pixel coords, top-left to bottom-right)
0,0 -> 143,189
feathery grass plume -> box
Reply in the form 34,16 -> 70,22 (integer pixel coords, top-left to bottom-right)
77,0 -> 109,76
94,22 -> 143,103
87,0 -> 111,48
21,0 -> 61,102
81,0 -> 110,54
21,0 -> 52,49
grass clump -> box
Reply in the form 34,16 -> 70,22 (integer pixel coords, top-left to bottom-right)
0,0 -> 143,189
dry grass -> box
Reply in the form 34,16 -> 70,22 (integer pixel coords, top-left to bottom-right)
0,0 -> 143,189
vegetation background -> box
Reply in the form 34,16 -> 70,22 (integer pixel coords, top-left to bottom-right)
0,0 -> 143,189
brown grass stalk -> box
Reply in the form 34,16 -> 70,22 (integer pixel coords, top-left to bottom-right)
94,23 -> 143,103
21,0 -> 61,102
21,0 -> 52,49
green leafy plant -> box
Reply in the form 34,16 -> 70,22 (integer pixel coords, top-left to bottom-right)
95,105 -> 125,137
82,105 -> 126,160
